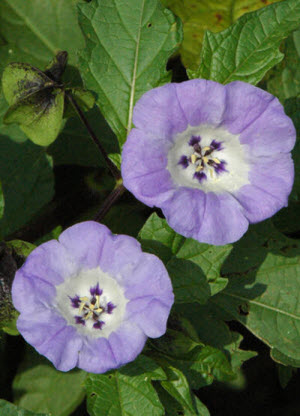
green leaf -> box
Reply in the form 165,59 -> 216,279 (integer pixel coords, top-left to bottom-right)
0,0 -> 84,68
267,29 -> 300,102
139,213 -> 231,296
13,347 -> 86,416
162,0 -> 281,69
63,88 -> 95,118
0,181 -> 4,219
212,221 -> 300,364
78,0 -> 182,147
271,348 -> 300,367
189,0 -> 300,85
0,92 -> 27,143
0,138 -> 54,238
0,400 -> 50,416
2,62 -> 65,146
160,367 -> 199,414
108,153 -> 122,171
277,364 -> 297,388
6,240 -> 36,258
86,355 -> 166,416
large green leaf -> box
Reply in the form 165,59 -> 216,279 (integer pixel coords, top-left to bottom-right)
86,355 -> 166,416
78,0 -> 182,147
0,0 -> 84,68
0,400 -> 50,416
13,348 -> 86,416
139,213 -> 231,297
189,0 -> 300,85
162,0 -> 280,69
267,29 -> 300,102
0,137 -> 54,238
212,221 -> 300,364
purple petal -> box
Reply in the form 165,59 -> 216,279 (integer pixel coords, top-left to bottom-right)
224,81 -> 296,156
78,337 -> 118,373
19,240 -> 76,287
122,128 -> 175,207
98,233 -> 143,277
162,188 -> 248,245
133,83 -> 187,140
130,298 -> 171,338
17,310 -> 82,372
234,153 -> 294,223
174,79 -> 226,126
108,321 -> 147,366
223,81 -> 275,134
12,269 -> 56,314
59,221 -> 110,270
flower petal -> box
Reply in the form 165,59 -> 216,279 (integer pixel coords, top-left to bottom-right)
122,128 -> 175,207
12,270 -> 56,314
133,83 -> 187,139
17,310 -> 82,371
108,321 -> 147,366
78,337 -> 118,373
162,188 -> 248,245
235,153 -> 294,223
59,221 -> 110,269
19,240 -> 76,287
224,81 -> 296,156
175,79 -> 226,126
130,298 -> 171,338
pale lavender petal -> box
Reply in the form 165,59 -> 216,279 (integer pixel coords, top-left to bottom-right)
12,270 -> 56,314
133,83 -> 187,139
175,79 -> 226,126
235,154 -> 294,223
78,337 -> 118,373
19,240 -> 76,286
59,221 -> 110,269
130,298 -> 171,338
108,321 -> 147,366
122,129 -> 175,207
194,192 -> 249,245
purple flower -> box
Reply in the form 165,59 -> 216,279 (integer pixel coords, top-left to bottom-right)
12,222 -> 174,373
121,80 -> 296,245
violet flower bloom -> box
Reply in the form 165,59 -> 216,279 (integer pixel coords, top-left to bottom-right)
122,80 -> 296,245
12,222 -> 173,373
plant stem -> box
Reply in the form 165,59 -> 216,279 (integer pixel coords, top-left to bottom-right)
66,91 -> 121,180
94,183 -> 126,222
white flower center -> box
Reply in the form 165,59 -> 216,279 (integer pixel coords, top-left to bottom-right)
54,267 -> 128,339
167,124 -> 250,193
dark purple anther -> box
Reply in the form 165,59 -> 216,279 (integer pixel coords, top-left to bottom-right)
215,161 -> 227,174
106,302 -> 116,314
70,295 -> 81,308
93,321 -> 105,330
210,140 -> 223,151
189,135 -> 201,146
90,283 -> 103,297
193,171 -> 207,183
75,316 -> 85,326
178,155 -> 189,169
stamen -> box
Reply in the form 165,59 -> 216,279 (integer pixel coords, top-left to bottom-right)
212,158 -> 221,164
191,154 -> 197,164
